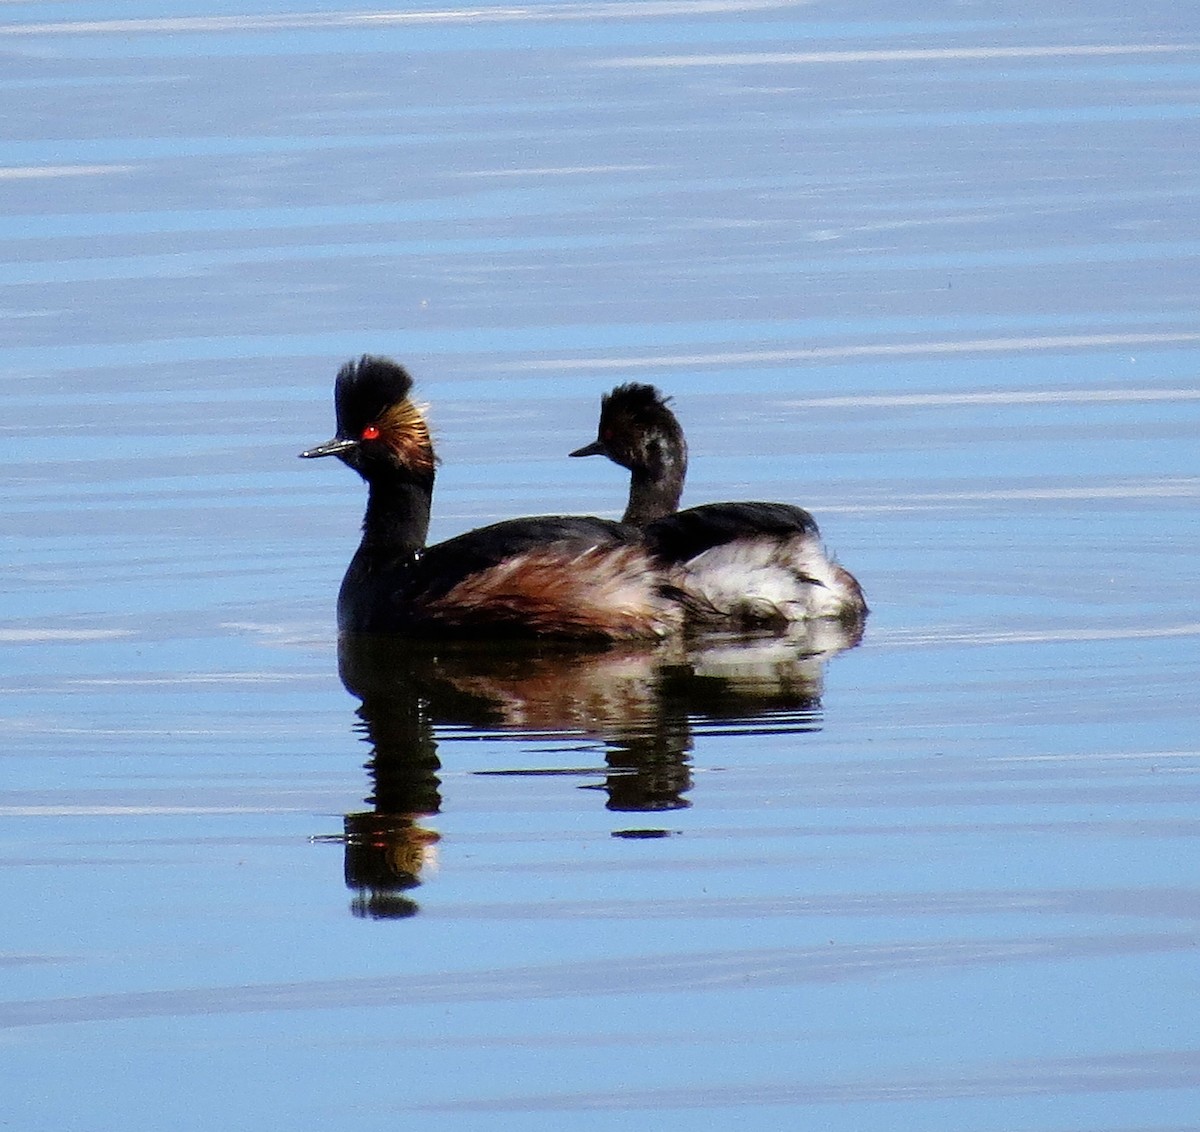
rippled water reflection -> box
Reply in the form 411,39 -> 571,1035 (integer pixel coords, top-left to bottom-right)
3,1 -> 1199,1128
335,626 -> 855,918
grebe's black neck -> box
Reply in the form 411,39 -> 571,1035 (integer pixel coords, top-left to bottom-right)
360,472 -> 433,557
570,383 -> 690,528
623,447 -> 686,527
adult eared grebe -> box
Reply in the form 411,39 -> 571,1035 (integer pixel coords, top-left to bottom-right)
302,357 -> 679,639
570,382 -> 867,625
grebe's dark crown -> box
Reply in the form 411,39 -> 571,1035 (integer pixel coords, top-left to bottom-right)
334,355 -> 416,437
600,383 -> 675,430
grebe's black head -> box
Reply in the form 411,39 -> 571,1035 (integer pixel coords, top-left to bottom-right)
300,355 -> 435,482
570,382 -> 687,477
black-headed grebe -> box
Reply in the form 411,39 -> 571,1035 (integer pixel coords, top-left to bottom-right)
570,383 -> 866,625
302,357 -> 679,639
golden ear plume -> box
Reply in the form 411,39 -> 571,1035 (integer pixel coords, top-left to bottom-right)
378,398 -> 436,474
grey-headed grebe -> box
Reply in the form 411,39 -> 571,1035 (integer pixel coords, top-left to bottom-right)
570,383 -> 866,625
302,357 -> 679,639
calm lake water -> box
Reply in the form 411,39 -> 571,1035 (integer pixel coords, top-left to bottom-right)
3,1 -> 1199,1128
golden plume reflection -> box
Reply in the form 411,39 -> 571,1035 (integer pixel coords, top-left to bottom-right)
333,619 -> 863,919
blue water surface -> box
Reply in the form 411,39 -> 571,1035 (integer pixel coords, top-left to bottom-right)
2,1 -> 1199,1129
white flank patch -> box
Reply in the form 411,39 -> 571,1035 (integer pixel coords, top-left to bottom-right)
672,534 -> 852,622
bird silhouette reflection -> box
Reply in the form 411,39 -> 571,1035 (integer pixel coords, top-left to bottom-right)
335,620 -> 862,918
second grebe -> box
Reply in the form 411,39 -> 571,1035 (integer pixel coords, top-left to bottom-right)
302,357 -> 679,640
570,383 -> 867,625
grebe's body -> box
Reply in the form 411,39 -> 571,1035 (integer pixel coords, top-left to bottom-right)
303,357 -> 678,640
570,383 -> 866,626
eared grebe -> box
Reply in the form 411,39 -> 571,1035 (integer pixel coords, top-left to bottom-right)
570,383 -> 866,625
302,357 -> 680,639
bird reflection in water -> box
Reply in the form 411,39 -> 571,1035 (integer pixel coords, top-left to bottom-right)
333,620 -> 863,918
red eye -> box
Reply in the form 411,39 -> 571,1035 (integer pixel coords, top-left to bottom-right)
601,428 -> 614,441
361,425 -> 380,441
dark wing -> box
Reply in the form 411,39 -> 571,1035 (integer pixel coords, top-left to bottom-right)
410,515 -> 634,603
644,501 -> 820,564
